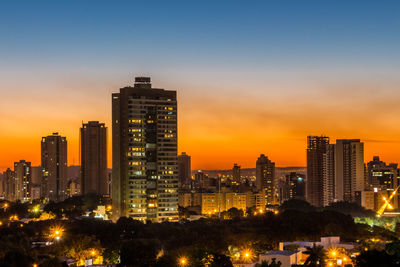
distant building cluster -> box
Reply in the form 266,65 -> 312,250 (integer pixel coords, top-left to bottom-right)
1,76 -> 399,222
1,126 -> 109,203
307,135 -> 400,213
178,152 -> 306,216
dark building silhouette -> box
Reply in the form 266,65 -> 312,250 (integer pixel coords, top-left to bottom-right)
232,163 -> 241,183
80,121 -> 108,196
306,135 -> 329,207
256,154 -> 276,205
41,132 -> 67,202
2,168 -> 15,201
278,172 -> 305,203
112,77 -> 178,222
367,156 -> 398,189
178,152 -> 191,187
286,172 -> 305,200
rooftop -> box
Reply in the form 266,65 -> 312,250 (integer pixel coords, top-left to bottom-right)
262,250 -> 300,256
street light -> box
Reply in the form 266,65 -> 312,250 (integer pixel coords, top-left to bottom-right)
241,248 -> 253,263
50,225 -> 64,240
178,256 -> 188,266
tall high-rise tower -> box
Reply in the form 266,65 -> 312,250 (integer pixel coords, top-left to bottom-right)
307,136 -> 330,207
178,152 -> 191,187
334,139 -> 364,202
232,163 -> 241,183
322,144 -> 335,206
80,121 -> 108,195
3,168 -> 15,201
256,154 -> 276,205
14,160 -> 31,202
112,77 -> 178,222
41,132 -> 67,202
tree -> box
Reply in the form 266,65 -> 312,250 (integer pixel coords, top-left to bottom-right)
279,199 -> 317,213
209,252 -> 233,267
38,256 -> 66,267
385,239 -> 400,257
63,235 -> 104,264
226,208 -> 244,219
325,201 -> 375,217
0,251 -> 33,267
120,239 -> 162,266
103,248 -> 119,264
355,249 -> 398,267
258,258 -> 282,267
304,244 -> 326,267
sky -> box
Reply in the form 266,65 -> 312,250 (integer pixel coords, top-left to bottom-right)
1,0 -> 400,171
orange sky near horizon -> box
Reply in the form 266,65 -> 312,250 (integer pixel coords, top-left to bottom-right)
1,74 -> 400,172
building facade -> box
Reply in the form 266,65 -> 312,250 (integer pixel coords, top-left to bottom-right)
307,136 -> 330,207
112,77 -> 178,222
322,144 -> 335,206
232,163 -> 241,184
80,121 -> 108,195
178,152 -> 191,187
334,139 -> 365,202
41,132 -> 68,202
14,160 -> 31,202
256,154 -> 276,205
3,168 -> 15,201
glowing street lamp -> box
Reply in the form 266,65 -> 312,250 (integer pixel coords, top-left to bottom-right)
50,225 -> 64,240
178,256 -> 188,266
241,248 -> 254,263
32,205 -> 40,213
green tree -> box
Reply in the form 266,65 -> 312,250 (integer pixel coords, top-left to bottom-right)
226,208 -> 244,219
120,239 -> 162,266
304,244 -> 326,267
63,235 -> 104,263
258,258 -> 282,267
279,199 -> 316,213
355,249 -> 397,267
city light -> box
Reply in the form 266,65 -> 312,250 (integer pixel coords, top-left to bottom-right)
9,215 -> 18,221
178,256 -> 188,266
241,248 -> 254,263
329,248 -> 339,258
50,225 -> 64,240
31,204 -> 40,214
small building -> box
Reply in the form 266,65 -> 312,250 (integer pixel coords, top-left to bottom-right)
281,236 -> 355,251
259,250 -> 302,267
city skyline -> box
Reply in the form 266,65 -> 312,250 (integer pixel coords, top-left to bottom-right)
1,2 -> 400,266
2,1 -> 400,171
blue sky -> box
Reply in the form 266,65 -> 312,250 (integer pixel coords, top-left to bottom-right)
1,0 -> 400,72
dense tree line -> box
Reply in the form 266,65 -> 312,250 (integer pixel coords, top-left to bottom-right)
0,198 -> 398,266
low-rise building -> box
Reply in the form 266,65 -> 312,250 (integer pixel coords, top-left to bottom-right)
259,250 -> 302,267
